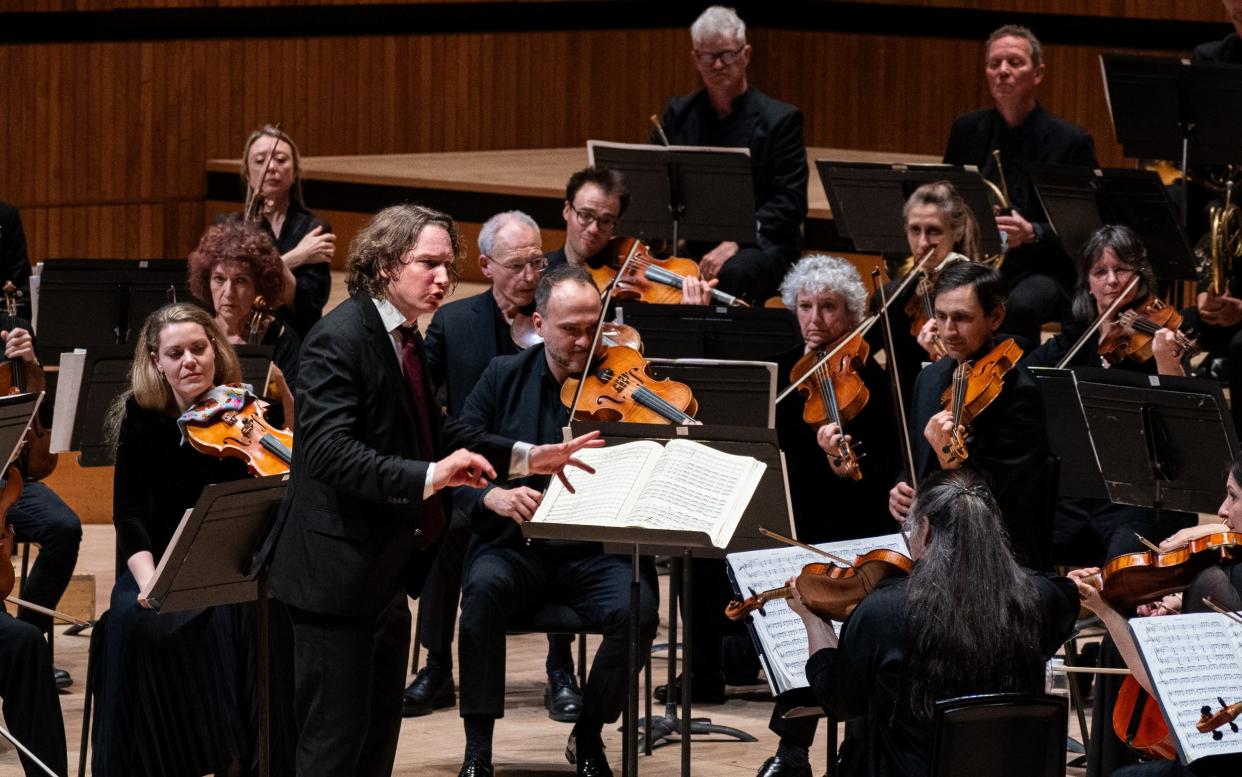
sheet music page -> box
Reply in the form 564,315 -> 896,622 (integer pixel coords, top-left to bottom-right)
50,349 -> 86,454
529,440 -> 663,527
726,533 -> 909,695
623,439 -> 765,548
143,507 -> 195,608
1129,613 -> 1242,763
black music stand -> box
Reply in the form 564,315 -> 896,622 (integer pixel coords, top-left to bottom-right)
644,359 -> 776,428
67,346 -> 132,466
528,420 -> 793,777
234,345 -> 276,393
1074,369 -> 1239,515
1029,164 -> 1197,280
0,392 -> 42,469
34,259 -> 190,367
1028,368 -> 1109,500
142,474 -> 289,777
816,161 -> 1004,255
587,140 -> 756,248
1101,54 -> 1242,224
614,303 -> 801,362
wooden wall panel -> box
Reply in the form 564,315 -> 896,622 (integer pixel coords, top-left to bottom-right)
848,0 -> 1227,23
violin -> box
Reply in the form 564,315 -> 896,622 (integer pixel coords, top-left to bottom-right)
725,547 -> 914,623
1113,676 -> 1178,760
900,252 -> 966,360
1198,697 -> 1242,739
939,338 -> 1024,462
0,465 -> 21,600
1098,296 -> 1198,366
1083,531 -> 1242,611
246,294 -> 276,346
183,387 -> 293,477
789,331 -> 869,480
512,313 -> 642,354
0,282 -> 56,480
560,345 -> 698,425
587,237 -> 746,307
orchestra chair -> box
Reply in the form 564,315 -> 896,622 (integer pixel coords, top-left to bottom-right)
930,692 -> 1068,777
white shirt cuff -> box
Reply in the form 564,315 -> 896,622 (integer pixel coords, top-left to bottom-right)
423,463 -> 436,500
509,442 -> 532,478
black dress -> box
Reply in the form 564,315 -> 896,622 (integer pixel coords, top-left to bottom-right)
807,572 -> 1078,777
93,396 -> 255,777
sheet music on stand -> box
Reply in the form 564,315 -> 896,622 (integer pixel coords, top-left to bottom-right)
1129,613 -> 1242,767
726,533 -> 907,696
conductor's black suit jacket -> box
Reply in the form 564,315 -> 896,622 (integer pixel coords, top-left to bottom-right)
264,293 -> 514,617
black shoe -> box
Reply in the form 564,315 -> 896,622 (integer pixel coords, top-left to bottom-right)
755,755 -> 812,777
545,669 -> 583,722
53,667 -> 72,690
403,665 -> 455,717
457,754 -> 493,777
566,732 -> 612,777
653,677 -> 726,705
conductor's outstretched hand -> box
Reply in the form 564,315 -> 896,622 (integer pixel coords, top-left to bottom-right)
528,431 -> 606,493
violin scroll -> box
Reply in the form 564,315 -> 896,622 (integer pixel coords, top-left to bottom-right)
1198,698 -> 1242,739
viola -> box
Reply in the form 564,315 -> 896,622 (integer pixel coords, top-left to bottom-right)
725,547 -> 914,623
586,237 -> 714,306
246,294 -> 276,346
789,331 -> 870,480
183,388 -> 293,477
0,282 -> 56,480
560,345 -> 698,425
1198,697 -> 1242,739
0,465 -> 21,600
1113,676 -> 1178,760
939,338 -> 1024,462
900,252 -> 966,361
1084,531 -> 1242,611
1098,296 -> 1198,366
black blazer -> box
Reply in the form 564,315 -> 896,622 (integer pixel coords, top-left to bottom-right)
909,349 -> 1049,566
658,87 -> 808,258
943,104 -> 1097,283
0,202 -> 32,321
1195,33 -> 1242,63
424,289 -> 517,417
263,293 -> 514,616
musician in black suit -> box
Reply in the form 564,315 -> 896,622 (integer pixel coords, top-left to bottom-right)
1194,1 -> 1242,63
888,262 -> 1050,569
0,201 -> 32,320
262,204 -> 601,777
943,25 -> 1097,346
545,167 -> 629,272
453,265 -> 659,777
654,6 -> 808,304
410,210 -> 581,722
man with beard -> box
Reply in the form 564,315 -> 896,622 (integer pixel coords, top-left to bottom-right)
407,211 -> 583,722
452,265 -> 660,777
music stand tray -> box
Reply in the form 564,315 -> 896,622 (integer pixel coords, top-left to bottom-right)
588,140 -> 755,247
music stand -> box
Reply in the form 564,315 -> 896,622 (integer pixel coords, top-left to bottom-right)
644,359 -> 776,428
234,345 -> 276,393
526,420 -> 793,777
0,392 -> 42,468
34,259 -> 189,367
588,140 -> 756,248
1074,369 -> 1239,515
1029,164 -> 1197,280
68,346 -> 133,466
614,303 -> 801,361
143,474 -> 289,777
1028,368 -> 1109,500
815,161 -> 1004,255
1101,54 -> 1242,223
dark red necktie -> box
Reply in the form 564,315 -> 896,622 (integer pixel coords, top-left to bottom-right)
399,325 -> 444,547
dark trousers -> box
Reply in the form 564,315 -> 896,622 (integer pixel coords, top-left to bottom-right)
1181,308 -> 1242,439
0,614 -> 66,777
1053,497 -> 1194,567
684,557 -> 750,690
287,593 -> 410,777
769,695 -> 819,751
715,245 -> 793,305
458,544 -> 658,726
7,481 -> 82,633
997,271 -> 1064,347
416,508 -> 574,674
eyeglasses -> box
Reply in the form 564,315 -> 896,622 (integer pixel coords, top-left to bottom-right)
496,256 -> 550,274
694,45 -> 746,67
569,205 -> 620,232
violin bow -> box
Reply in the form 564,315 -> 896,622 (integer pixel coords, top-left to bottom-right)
777,246 -> 939,404
1056,275 -> 1141,369
563,240 -> 644,430
1203,596 -> 1242,628
871,268 -> 918,492
243,122 -> 283,225
6,595 -> 90,628
0,724 -> 59,777
758,527 -> 853,567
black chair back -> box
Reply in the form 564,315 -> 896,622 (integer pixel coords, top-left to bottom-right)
930,692 -> 1068,777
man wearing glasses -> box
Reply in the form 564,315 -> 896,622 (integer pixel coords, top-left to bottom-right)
654,5 -> 808,304
410,210 -> 584,724
547,167 -> 630,272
